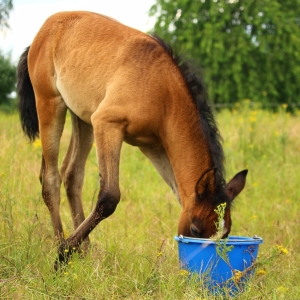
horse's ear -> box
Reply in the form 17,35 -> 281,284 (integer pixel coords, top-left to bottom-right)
196,168 -> 217,198
225,169 -> 248,201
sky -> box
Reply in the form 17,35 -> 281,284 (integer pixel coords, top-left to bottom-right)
1,0 -> 156,63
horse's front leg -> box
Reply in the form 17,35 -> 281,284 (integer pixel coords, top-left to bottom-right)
55,106 -> 125,269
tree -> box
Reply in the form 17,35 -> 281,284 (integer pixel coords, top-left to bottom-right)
0,0 -> 13,29
0,1 -> 15,107
0,51 -> 16,105
149,0 -> 300,105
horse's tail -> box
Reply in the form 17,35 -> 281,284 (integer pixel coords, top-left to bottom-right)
17,46 -> 39,142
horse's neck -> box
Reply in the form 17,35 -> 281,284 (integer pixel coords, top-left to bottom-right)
162,95 -> 213,201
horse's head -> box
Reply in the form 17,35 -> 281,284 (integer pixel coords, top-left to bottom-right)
178,169 -> 248,239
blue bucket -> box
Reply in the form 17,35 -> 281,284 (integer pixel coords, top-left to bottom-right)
174,235 -> 263,295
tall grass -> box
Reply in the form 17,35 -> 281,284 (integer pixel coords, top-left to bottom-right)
0,103 -> 299,299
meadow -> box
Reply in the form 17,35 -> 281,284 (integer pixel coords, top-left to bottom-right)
0,102 -> 299,299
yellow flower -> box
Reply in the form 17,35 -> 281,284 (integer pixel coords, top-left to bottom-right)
276,245 -> 289,255
256,269 -> 267,276
277,286 -> 288,293
281,104 -> 288,109
33,139 -> 42,148
157,252 -> 163,258
233,270 -> 243,282
180,270 -> 189,276
64,249 -> 69,253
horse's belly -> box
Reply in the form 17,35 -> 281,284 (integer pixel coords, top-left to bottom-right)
124,134 -> 160,147
56,79 -> 101,124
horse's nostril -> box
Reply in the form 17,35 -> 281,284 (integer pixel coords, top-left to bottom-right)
190,224 -> 202,237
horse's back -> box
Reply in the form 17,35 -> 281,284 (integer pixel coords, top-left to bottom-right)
28,11 -> 175,125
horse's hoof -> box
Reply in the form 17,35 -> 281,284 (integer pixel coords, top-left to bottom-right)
54,242 -> 71,271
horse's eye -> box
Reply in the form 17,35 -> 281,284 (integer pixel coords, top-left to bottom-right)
190,224 -> 202,238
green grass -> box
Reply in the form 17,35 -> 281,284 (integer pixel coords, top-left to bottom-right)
1,102 -> 299,299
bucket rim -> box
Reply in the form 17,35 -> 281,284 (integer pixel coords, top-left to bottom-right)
174,235 -> 263,245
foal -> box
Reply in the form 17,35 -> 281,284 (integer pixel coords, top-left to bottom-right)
17,11 -> 247,267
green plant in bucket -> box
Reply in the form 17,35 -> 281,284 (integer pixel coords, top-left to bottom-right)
213,202 -> 234,266
213,203 -> 257,294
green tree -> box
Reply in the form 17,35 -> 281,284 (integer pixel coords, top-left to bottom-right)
150,0 -> 300,105
0,51 -> 16,105
0,0 -> 13,28
0,1 -> 15,107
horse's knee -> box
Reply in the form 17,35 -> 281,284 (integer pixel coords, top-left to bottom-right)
61,167 -> 84,197
62,170 -> 75,196
41,172 -> 62,208
95,190 -> 120,220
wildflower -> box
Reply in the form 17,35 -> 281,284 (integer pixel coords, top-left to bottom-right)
180,269 -> 189,276
64,249 -> 69,253
256,269 -> 267,276
277,286 -> 288,293
249,116 -> 257,123
276,245 -> 289,255
64,272 -> 68,275
281,104 -> 288,109
68,261 -> 72,265
33,139 -> 42,148
251,215 -> 258,219
157,252 -> 163,258
252,182 -> 258,187
233,270 -> 243,282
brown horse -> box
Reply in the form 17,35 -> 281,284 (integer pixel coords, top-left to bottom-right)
17,11 -> 247,267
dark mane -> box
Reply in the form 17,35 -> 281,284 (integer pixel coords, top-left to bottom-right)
151,34 -> 226,193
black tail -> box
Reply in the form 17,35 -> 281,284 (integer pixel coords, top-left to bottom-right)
17,46 -> 39,142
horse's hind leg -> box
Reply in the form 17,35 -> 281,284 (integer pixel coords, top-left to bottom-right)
37,96 -> 67,242
60,112 -> 94,245
55,104 -> 125,267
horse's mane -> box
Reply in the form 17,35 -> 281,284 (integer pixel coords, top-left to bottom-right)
151,34 -> 226,192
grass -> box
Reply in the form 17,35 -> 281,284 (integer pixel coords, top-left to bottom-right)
0,101 -> 299,299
